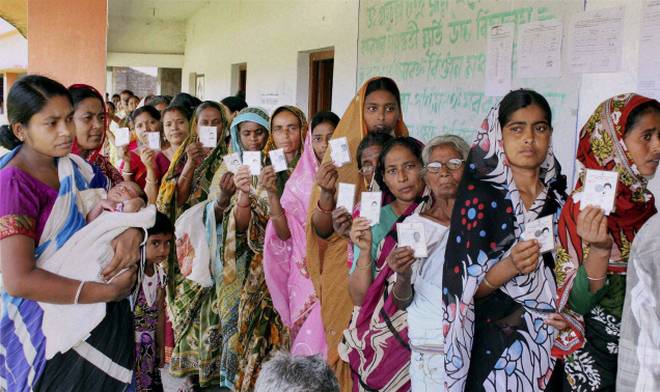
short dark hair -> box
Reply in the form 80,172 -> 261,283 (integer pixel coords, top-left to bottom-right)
146,95 -> 171,108
131,105 -> 161,122
106,101 -> 116,111
162,105 -> 191,121
171,93 -> 201,115
221,95 -> 248,113
498,89 -> 552,129
365,77 -> 401,108
69,84 -> 104,110
375,136 -> 423,194
356,132 -> 393,170
147,211 -> 174,236
311,111 -> 340,131
120,89 -> 134,97
0,75 -> 72,150
626,99 -> 660,135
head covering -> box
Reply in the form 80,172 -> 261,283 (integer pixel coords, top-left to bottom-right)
263,125 -> 326,356
68,83 -> 122,188
184,103 -> 231,207
229,107 -> 270,154
69,84 -> 107,163
442,101 -> 567,392
304,76 -> 408,387
267,105 -> 308,196
554,93 -> 658,357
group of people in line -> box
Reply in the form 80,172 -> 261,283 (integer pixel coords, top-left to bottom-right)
0,73 -> 658,392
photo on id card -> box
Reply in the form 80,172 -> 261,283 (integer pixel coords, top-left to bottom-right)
521,215 -> 554,253
329,137 -> 351,167
360,191 -> 382,226
581,169 -> 618,215
224,152 -> 242,174
396,222 -> 428,257
243,151 -> 262,176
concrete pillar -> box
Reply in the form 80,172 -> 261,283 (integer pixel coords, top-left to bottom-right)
27,0 -> 107,94
3,71 -> 21,115
157,68 -> 182,97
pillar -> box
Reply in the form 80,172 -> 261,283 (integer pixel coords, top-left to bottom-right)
27,0 -> 107,94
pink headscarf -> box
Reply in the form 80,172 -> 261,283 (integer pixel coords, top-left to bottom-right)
263,128 -> 327,357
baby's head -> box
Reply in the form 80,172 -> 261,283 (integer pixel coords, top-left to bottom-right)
107,181 -> 147,204
146,211 -> 174,265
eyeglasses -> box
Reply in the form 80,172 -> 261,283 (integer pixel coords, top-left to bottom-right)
425,159 -> 464,172
358,165 -> 375,176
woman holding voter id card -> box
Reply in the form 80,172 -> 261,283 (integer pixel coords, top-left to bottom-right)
442,89 -> 568,392
343,136 -> 425,391
262,111 -> 339,359
68,84 -> 123,190
228,106 -> 306,391
306,77 -> 409,391
385,134 -> 469,392
554,94 -> 660,391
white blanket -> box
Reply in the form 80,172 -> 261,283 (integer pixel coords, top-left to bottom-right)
37,205 -> 156,359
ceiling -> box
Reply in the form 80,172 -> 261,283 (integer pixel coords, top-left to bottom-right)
0,0 -> 27,37
108,0 -> 211,21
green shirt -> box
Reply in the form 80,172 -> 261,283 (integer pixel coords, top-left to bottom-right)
350,204 -> 398,276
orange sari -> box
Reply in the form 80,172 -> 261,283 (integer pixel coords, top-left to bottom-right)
305,77 -> 408,391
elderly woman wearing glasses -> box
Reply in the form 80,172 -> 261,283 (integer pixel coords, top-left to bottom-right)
387,134 -> 469,391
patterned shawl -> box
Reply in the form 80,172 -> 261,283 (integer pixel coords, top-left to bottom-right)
184,104 -> 231,208
263,125 -> 325,357
554,94 -> 658,357
340,198 -> 425,392
305,77 -> 409,381
69,83 -> 122,189
442,104 -> 567,391
0,148 -> 97,391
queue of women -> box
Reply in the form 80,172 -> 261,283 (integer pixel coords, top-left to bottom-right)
0,73 -> 658,392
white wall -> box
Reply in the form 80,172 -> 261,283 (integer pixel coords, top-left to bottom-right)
0,30 -> 27,71
107,52 -> 184,68
181,0 -> 359,114
107,16 -> 186,54
578,0 -> 660,208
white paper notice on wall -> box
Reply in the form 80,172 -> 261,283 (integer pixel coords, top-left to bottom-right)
517,19 -> 563,79
568,6 -> 624,74
638,0 -> 660,100
485,24 -> 514,97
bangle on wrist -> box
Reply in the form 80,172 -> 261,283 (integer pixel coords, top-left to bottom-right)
74,280 -> 86,304
316,200 -> 333,215
122,171 -> 134,176
270,209 -> 285,218
145,177 -> 158,185
587,274 -> 607,281
483,276 -> 498,290
392,286 -> 413,302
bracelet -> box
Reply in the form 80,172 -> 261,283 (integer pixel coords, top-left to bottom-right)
270,209 -> 285,218
392,287 -> 413,302
483,276 -> 498,290
586,274 -> 607,281
122,171 -> 134,176
316,201 -> 333,215
145,178 -> 158,185
74,280 -> 86,304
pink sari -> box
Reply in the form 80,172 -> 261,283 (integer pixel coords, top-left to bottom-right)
263,130 -> 327,357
